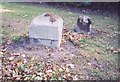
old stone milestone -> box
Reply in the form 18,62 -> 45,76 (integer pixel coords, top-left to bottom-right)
74,15 -> 92,34
29,13 -> 63,47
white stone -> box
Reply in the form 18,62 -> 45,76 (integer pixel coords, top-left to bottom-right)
29,13 -> 63,47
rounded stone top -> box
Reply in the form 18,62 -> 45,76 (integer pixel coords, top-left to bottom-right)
79,15 -> 91,23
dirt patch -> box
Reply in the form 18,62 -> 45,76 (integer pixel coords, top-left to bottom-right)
6,37 -> 80,65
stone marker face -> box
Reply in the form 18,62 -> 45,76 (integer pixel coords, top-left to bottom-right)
74,15 -> 92,33
29,13 -> 63,47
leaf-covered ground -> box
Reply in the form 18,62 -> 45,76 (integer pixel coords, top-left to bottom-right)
0,3 -> 119,81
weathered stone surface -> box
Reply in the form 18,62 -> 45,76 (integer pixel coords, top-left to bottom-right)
74,15 -> 92,33
29,13 -> 63,47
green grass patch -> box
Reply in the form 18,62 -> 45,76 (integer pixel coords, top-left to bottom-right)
79,38 -> 87,43
2,3 -> 78,28
90,68 -> 117,80
10,33 -> 21,42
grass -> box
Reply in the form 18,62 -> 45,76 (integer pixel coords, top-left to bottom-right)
2,3 -> 78,27
1,2 -> 118,80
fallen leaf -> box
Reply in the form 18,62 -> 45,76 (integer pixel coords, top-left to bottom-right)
66,64 -> 74,69
88,62 -> 92,66
17,61 -> 23,67
46,69 -> 53,77
34,76 -> 42,80
21,54 -> 26,58
15,75 -> 21,80
8,57 -> 14,61
73,75 -> 78,80
11,53 -> 20,56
